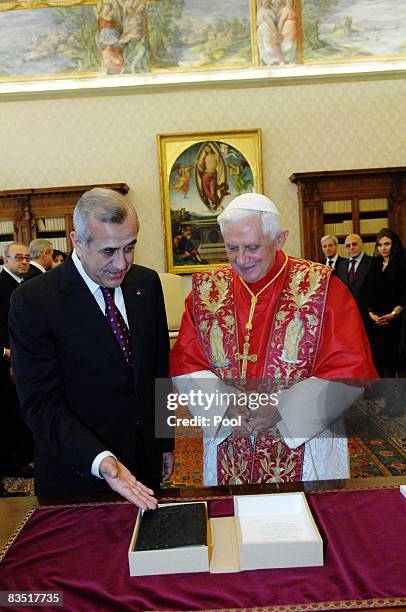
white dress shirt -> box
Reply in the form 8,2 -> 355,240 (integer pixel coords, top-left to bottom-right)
326,254 -> 339,268
72,249 -> 129,325
348,252 -> 365,273
30,260 -> 46,273
3,267 -> 24,284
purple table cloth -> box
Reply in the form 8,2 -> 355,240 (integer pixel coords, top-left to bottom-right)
0,487 -> 405,611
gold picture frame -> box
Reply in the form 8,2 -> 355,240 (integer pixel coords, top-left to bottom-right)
158,129 -> 263,275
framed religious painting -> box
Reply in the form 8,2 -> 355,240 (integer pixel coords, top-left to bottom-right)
158,129 -> 263,274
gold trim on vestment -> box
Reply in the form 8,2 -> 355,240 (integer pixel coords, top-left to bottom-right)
236,252 -> 289,383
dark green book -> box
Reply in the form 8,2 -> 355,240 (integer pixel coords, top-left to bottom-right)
134,503 -> 207,551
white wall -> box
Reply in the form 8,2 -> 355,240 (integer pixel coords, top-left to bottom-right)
1,77 -> 405,280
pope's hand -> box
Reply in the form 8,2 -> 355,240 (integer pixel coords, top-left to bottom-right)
226,402 -> 251,435
245,403 -> 282,436
99,456 -> 157,509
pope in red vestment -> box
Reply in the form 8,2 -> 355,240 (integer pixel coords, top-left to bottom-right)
170,193 -> 377,485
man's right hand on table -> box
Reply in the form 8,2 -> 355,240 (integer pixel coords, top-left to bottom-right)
99,456 -> 157,509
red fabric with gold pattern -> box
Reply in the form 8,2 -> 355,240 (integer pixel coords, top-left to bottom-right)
171,251 -> 376,382
192,257 -> 330,484
218,432 -> 305,484
191,266 -> 240,379
263,257 -> 332,392
171,251 -> 378,484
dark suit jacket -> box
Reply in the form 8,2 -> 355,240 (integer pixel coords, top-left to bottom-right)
0,270 -> 21,467
9,257 -> 171,497
336,254 -> 373,325
24,263 -> 43,281
0,269 -> 19,354
323,254 -> 345,273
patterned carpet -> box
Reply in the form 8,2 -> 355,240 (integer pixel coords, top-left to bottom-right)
2,476 -> 35,496
345,397 -> 406,478
3,398 -> 405,495
170,397 -> 406,486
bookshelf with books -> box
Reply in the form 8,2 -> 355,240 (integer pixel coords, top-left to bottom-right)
0,183 -> 129,264
0,193 -> 19,264
0,220 -> 14,260
290,167 -> 406,262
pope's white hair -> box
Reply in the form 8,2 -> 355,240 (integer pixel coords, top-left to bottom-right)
217,208 -> 281,239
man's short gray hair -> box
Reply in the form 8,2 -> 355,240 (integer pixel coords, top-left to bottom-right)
4,242 -> 26,258
217,208 -> 281,240
73,187 -> 139,246
321,234 -> 338,246
29,239 -> 53,259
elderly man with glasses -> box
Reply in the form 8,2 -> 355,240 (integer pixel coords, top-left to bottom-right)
0,243 -> 30,362
0,243 -> 33,492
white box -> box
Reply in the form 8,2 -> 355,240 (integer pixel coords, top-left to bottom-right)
128,502 -> 210,576
210,492 -> 323,572
129,494 -> 323,576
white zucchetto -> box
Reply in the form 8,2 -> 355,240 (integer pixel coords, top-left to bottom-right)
222,192 -> 281,217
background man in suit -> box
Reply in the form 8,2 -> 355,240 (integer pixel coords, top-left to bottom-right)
9,188 -> 172,507
0,243 -> 33,493
336,233 -> 372,327
24,239 -> 53,280
320,234 -> 344,270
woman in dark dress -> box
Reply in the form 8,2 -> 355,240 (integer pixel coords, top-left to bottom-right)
365,228 -> 406,415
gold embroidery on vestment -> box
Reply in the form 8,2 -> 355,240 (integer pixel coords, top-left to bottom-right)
198,271 -> 229,314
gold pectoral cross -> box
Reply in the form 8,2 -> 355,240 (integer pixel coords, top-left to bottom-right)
235,335 -> 257,384
235,253 -> 289,385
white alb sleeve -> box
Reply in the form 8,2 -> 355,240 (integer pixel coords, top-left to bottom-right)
276,377 -> 363,448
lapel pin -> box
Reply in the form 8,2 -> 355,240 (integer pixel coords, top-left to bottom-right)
136,290 -> 141,295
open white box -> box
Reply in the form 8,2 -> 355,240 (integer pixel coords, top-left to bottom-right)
210,492 -> 324,572
128,502 -> 210,576
129,493 -> 323,576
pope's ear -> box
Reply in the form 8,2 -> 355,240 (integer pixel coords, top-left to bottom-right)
276,229 -> 289,250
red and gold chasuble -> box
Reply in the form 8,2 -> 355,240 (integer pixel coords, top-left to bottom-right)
191,252 -> 332,484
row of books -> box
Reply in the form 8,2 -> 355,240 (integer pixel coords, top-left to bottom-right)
0,240 -> 13,257
324,218 -> 388,238
324,220 -> 353,236
359,218 -> 388,234
323,198 -> 388,215
48,237 -> 68,253
323,200 -> 352,214
358,198 -> 388,212
363,242 -> 377,256
37,217 -> 66,231
0,220 -> 14,235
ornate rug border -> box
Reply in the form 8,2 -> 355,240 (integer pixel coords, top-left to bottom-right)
201,596 -> 406,611
160,481 -> 405,502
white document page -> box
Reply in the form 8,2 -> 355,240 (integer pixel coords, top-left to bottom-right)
239,513 -> 313,543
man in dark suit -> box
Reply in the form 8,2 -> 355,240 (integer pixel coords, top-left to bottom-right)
320,234 -> 345,271
9,188 -> 172,507
24,238 -> 53,281
0,243 -> 32,492
336,233 -> 373,327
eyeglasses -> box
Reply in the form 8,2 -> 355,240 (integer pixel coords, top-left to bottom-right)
6,254 -> 31,262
